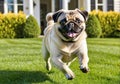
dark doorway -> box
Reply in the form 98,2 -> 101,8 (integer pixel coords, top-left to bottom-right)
69,0 -> 78,10
40,4 -> 47,35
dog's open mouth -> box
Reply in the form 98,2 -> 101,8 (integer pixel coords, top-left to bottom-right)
58,23 -> 83,40
66,32 -> 78,38
59,27 -> 83,40
62,30 -> 81,39
65,27 -> 83,39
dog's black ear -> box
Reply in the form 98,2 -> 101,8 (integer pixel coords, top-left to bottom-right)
81,10 -> 88,21
53,10 -> 64,22
76,9 -> 88,21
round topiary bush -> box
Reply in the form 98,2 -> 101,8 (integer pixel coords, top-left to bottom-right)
23,15 -> 40,38
86,14 -> 102,38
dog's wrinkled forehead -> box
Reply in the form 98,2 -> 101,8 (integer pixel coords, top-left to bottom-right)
58,10 -> 85,22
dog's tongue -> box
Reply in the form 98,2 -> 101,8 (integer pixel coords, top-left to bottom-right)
67,32 -> 77,37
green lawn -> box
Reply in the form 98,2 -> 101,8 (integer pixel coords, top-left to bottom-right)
0,38 -> 120,84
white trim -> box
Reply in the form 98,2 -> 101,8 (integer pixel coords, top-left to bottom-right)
114,0 -> 120,12
29,0 -> 34,15
98,4 -> 103,6
4,0 -> 8,13
51,0 -> 55,12
62,0 -> 68,10
103,0 -> 107,11
95,0 -> 98,10
14,0 -> 17,13
94,0 -> 107,11
84,0 -> 91,12
33,0 -> 40,26
78,0 -> 80,9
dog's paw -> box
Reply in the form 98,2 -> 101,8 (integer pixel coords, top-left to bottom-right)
46,63 -> 51,71
80,68 -> 89,73
80,66 -> 89,73
65,73 -> 75,80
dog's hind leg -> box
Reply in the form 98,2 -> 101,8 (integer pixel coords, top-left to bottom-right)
51,56 -> 75,80
42,43 -> 51,71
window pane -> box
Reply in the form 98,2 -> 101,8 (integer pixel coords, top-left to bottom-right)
91,6 -> 95,11
98,0 -> 103,3
17,0 -> 23,4
98,6 -> 103,11
7,0 -> 13,4
91,0 -> 95,11
18,5 -> 23,11
0,0 -> 4,13
91,0 -> 95,4
107,0 -> 114,11
8,5 -> 14,12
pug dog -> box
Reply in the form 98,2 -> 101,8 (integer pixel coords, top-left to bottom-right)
42,9 -> 89,80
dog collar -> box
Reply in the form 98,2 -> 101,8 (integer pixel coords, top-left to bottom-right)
61,39 -> 76,43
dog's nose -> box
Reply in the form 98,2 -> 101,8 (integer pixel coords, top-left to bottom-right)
70,23 -> 74,27
69,22 -> 74,30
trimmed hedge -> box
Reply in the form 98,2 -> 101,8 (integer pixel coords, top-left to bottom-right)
90,11 -> 120,38
0,13 -> 41,38
0,12 -> 26,38
86,14 -> 102,38
23,15 -> 40,38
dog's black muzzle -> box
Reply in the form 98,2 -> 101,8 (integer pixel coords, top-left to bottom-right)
66,21 -> 82,33
59,21 -> 83,40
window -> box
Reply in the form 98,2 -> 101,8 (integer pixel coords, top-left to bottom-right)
107,0 -> 114,11
91,0 -> 95,10
17,0 -> 23,12
7,0 -> 14,12
91,0 -> 104,11
98,0 -> 102,3
0,0 -> 4,13
97,0 -> 103,11
98,6 -> 103,10
7,0 -> 23,13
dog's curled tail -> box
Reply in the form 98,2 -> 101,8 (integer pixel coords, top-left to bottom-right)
46,13 -> 54,26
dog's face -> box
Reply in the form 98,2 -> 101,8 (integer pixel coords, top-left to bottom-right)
53,9 -> 88,41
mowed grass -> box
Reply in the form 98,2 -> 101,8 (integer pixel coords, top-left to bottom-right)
0,38 -> 120,84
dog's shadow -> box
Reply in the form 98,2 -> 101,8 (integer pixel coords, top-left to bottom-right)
0,70 -> 57,84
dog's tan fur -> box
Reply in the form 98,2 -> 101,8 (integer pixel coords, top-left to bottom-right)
42,9 -> 89,80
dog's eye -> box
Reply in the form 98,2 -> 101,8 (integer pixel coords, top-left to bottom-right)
60,18 -> 67,25
75,18 -> 82,24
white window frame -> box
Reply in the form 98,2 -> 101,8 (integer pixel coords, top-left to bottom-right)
17,0 -> 24,13
4,0 -> 23,13
96,0 -> 103,10
95,0 -> 107,11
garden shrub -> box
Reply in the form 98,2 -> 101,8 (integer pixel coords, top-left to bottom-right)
23,15 -> 41,38
86,14 -> 102,38
0,12 -> 26,38
90,11 -> 120,38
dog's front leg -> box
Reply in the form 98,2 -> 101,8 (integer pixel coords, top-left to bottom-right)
51,55 -> 75,80
78,40 -> 89,73
78,52 -> 89,73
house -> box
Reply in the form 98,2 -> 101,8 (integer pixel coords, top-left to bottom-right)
0,0 -> 120,34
